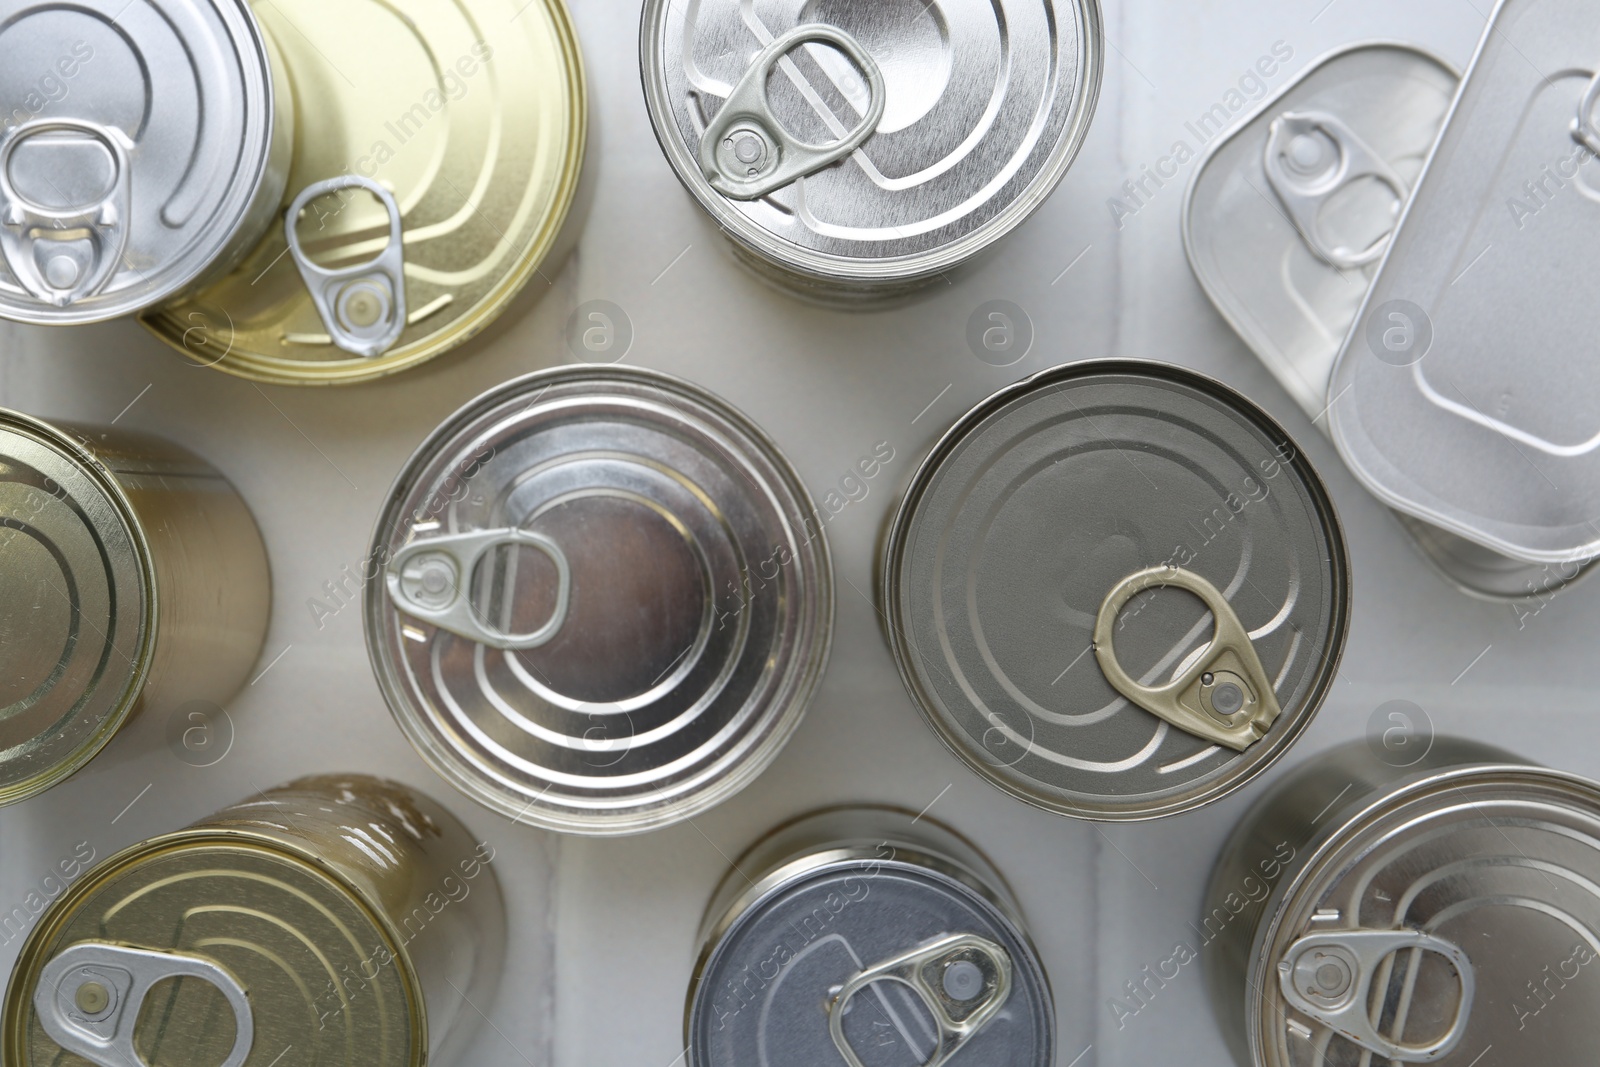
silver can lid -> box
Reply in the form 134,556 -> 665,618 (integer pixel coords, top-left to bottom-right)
1255,765 -> 1600,1066
880,361 -> 1349,820
640,0 -> 1102,291
0,0 -> 281,323
365,367 -> 833,836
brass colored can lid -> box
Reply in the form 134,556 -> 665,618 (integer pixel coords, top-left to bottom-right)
141,0 -> 586,384
0,411 -> 152,806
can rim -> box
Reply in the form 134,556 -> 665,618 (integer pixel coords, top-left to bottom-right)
877,358 -> 1352,821
637,0 -> 1104,286
0,409 -> 158,807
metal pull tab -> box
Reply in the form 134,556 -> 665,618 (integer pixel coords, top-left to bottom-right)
286,175 -> 407,357
35,943 -> 254,1067
700,25 -> 886,200
1264,111 -> 1407,270
0,119 -> 132,307
1093,567 -> 1282,751
386,528 -> 571,650
1279,929 -> 1474,1063
1572,71 -> 1600,155
828,934 -> 1012,1067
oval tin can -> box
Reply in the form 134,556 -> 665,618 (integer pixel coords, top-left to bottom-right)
0,0 -> 291,324
687,807 -> 1055,1067
0,410 -> 270,806
879,361 -> 1350,820
1206,738 -> 1600,1067
364,366 -> 833,835
142,0 -> 586,385
2,774 -> 505,1067
639,0 -> 1103,302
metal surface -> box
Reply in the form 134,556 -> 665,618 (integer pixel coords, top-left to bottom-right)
286,176 -> 408,358
2,774 -> 504,1067
141,0 -> 586,384
640,0 -> 1103,299
364,366 -> 834,836
879,361 -> 1350,820
1328,0 -> 1600,563
687,808 -> 1053,1067
0,0 -> 290,324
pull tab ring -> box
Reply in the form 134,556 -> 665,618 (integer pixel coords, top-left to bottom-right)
1264,111 -> 1407,270
1093,566 -> 1283,751
0,119 -> 133,307
1278,929 -> 1474,1063
700,24 -> 886,200
828,934 -> 1012,1067
35,943 -> 254,1067
1572,70 -> 1600,155
286,175 -> 407,357
386,528 -> 571,651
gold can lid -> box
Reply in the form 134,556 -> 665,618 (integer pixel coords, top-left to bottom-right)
141,0 -> 586,385
0,411 -> 151,806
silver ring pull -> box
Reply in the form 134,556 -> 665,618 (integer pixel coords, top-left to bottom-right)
1279,929 -> 1474,1063
1264,111 -> 1407,270
386,528 -> 571,651
828,934 -> 1012,1067
700,24 -> 886,200
1572,71 -> 1600,155
36,943 -> 254,1067
286,175 -> 407,357
0,119 -> 132,307
1093,566 -> 1283,751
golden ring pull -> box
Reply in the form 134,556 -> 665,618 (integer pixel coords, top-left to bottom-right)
1093,566 -> 1282,751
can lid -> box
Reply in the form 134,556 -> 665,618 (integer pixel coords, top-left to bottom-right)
640,0 -> 1102,288
1256,766 -> 1600,1066
881,361 -> 1349,820
0,411 -> 151,806
0,0 -> 280,324
365,367 -> 833,835
142,0 -> 586,384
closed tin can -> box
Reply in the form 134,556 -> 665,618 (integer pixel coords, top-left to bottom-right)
0,0 -> 291,324
141,0 -> 586,385
364,367 -> 833,835
2,774 -> 504,1066
879,361 -> 1350,820
1206,738 -> 1600,1067
0,411 -> 270,806
687,807 -> 1055,1067
639,0 -> 1103,303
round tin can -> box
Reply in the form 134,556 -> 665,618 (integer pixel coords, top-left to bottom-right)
141,0 -> 586,385
0,0 -> 291,325
1206,738 -> 1600,1067
687,807 -> 1055,1067
0,410 -> 270,806
639,0 -> 1103,302
364,367 -> 833,835
879,361 -> 1350,820
2,774 -> 505,1067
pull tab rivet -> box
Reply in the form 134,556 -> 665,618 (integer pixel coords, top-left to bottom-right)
74,981 -> 110,1016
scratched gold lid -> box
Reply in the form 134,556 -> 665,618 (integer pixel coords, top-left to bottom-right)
140,0 -> 586,385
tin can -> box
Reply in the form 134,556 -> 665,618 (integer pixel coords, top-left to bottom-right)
140,0 -> 586,385
0,410 -> 270,806
639,0 -> 1103,303
687,807 -> 1055,1067
1328,0 -> 1600,565
0,0 -> 292,324
879,361 -> 1350,820
2,774 -> 504,1067
1205,737 -> 1600,1067
364,366 -> 833,835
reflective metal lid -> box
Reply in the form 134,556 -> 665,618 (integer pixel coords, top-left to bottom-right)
640,0 -> 1103,290
1329,0 -> 1600,563
1255,765 -> 1600,1067
0,411 -> 151,806
365,367 -> 833,835
880,361 -> 1349,820
0,0 -> 283,324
